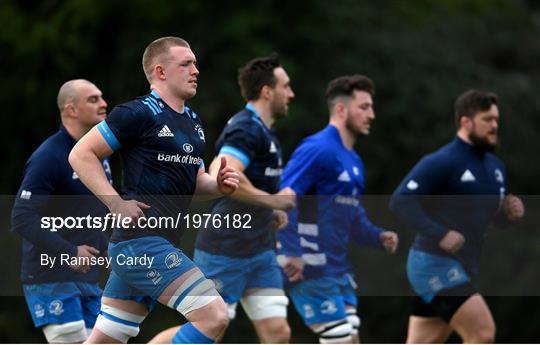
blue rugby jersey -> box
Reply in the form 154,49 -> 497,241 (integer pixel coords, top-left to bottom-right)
97,90 -> 206,246
390,137 -> 507,275
277,125 -> 384,280
195,104 -> 282,257
11,125 -> 112,284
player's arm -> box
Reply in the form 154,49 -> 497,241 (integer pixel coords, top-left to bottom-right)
277,144 -> 325,282
390,155 -> 464,253
194,156 -> 239,198
501,193 -> 525,221
11,153 -> 99,273
69,124 -> 149,221
206,153 -> 295,210
351,204 -> 398,254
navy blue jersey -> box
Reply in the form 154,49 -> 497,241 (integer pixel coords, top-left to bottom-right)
97,91 -> 205,247
277,125 -> 384,279
195,104 -> 282,257
11,125 -> 112,284
390,137 -> 507,275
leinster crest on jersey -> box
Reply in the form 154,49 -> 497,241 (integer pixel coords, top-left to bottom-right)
195,124 -> 205,142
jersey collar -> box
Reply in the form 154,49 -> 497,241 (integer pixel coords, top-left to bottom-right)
245,103 -> 269,130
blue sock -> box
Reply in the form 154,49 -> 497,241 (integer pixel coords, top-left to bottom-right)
172,322 -> 215,344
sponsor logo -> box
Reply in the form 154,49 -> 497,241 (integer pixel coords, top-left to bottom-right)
157,153 -> 203,166
264,167 -> 282,177
146,269 -> 163,285
195,125 -> 205,142
428,276 -> 444,291
269,141 -> 277,153
406,180 -> 419,190
321,300 -> 338,315
460,169 -> 476,182
49,300 -> 64,316
447,267 -> 463,282
183,143 -> 194,153
34,304 -> 45,318
335,195 -> 359,206
353,166 -> 360,176
303,304 -> 315,318
338,170 -> 351,182
165,252 -> 182,269
158,125 -> 174,137
103,160 -> 112,175
495,169 -> 504,183
20,190 -> 32,200
72,171 -> 79,180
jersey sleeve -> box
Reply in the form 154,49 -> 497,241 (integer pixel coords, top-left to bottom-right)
390,154 -> 451,241
97,104 -> 151,151
277,143 -> 328,256
351,202 -> 384,249
11,151 -> 78,257
218,121 -> 261,168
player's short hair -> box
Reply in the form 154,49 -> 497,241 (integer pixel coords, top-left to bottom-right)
454,89 -> 498,128
238,53 -> 281,101
142,36 -> 190,82
326,75 -> 375,111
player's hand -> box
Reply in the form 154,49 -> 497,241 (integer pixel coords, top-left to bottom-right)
282,256 -> 304,282
109,199 -> 150,226
217,156 -> 239,195
379,231 -> 399,254
69,245 -> 100,274
271,210 -> 289,230
503,194 -> 525,221
271,187 -> 296,211
439,230 -> 465,254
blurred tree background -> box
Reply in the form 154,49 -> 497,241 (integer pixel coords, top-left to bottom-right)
1,0 -> 540,342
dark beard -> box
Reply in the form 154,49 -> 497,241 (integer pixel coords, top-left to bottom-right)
469,132 -> 496,152
345,116 -> 362,138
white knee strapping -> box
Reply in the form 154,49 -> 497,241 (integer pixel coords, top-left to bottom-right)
167,273 -> 219,316
346,308 -> 360,335
227,302 -> 238,320
240,288 -> 289,320
42,320 -> 87,344
314,320 -> 353,344
94,305 -> 145,343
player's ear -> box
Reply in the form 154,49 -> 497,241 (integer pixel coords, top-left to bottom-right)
260,85 -> 272,100
460,115 -> 472,131
64,103 -> 77,118
155,64 -> 166,81
334,101 -> 347,118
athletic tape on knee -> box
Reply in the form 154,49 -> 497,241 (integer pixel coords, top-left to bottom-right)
315,320 -> 353,344
94,305 -> 145,343
227,303 -> 238,320
174,278 -> 219,315
346,309 -> 360,335
167,271 -> 205,309
43,320 -> 87,344
172,322 -> 215,344
240,289 -> 289,320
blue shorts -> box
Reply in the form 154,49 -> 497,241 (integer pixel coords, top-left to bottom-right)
194,249 -> 283,304
289,273 -> 358,326
23,281 -> 101,328
103,236 -> 196,310
407,248 -> 471,303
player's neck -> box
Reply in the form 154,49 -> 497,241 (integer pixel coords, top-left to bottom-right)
329,119 -> 356,150
151,87 -> 185,114
62,120 -> 87,141
249,101 -> 275,128
457,130 -> 473,145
